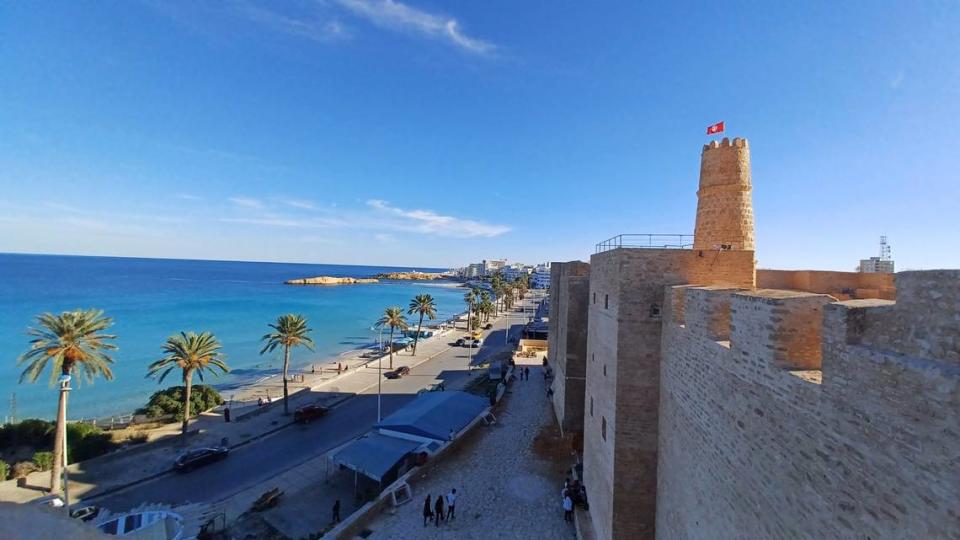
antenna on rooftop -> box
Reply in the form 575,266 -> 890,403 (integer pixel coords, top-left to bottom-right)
879,235 -> 891,261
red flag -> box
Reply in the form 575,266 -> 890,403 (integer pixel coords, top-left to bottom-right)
706,121 -> 724,135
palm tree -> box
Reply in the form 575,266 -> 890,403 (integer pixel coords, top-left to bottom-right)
17,309 -> 117,493
147,331 -> 229,438
407,295 -> 437,356
480,291 -> 492,322
463,290 -> 477,331
260,314 -> 315,415
375,307 -> 408,369
514,275 -> 529,300
479,297 -> 494,323
503,283 -> 515,310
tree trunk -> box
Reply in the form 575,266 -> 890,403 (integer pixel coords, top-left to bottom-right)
50,376 -> 68,493
413,313 -> 424,356
388,327 -> 395,369
181,370 -> 194,438
282,345 -> 291,415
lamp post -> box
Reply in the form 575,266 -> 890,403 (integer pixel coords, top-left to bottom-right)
370,325 -> 383,423
57,374 -> 71,513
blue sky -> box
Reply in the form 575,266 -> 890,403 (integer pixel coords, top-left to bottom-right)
1,1 -> 958,270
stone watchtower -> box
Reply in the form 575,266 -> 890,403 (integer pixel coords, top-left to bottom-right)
693,137 -> 755,251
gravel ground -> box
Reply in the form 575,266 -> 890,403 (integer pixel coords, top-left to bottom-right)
364,366 -> 576,539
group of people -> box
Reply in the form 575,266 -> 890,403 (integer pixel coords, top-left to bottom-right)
422,489 -> 458,527
561,477 -> 587,523
256,395 -> 273,407
517,366 -> 531,380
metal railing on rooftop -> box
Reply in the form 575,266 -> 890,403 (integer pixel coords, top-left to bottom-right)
595,234 -> 694,254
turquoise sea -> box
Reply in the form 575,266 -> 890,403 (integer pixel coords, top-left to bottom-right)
0,254 -> 466,421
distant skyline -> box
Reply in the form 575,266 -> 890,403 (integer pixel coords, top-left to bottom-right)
1,1 -> 958,270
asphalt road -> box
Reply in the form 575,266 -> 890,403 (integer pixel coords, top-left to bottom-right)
91,295 -> 539,513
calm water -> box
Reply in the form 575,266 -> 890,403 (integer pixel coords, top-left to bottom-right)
0,254 -> 466,420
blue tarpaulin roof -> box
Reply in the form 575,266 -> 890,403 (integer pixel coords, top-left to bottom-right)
332,433 -> 422,482
375,391 -> 488,441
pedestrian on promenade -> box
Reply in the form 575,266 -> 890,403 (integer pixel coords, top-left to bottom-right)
563,493 -> 574,523
422,495 -> 433,527
332,499 -> 340,524
446,488 -> 457,520
525,366 -> 530,381
434,493 -> 445,527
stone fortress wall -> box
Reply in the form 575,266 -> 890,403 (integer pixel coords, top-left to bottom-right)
548,260 -> 591,435
656,270 -> 960,539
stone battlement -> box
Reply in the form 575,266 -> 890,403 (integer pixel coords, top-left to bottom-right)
701,136 -> 748,151
657,270 -> 960,538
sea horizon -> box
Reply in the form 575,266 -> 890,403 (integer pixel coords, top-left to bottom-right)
0,253 -> 467,422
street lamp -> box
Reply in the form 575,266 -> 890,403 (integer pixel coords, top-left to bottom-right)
57,374 -> 71,513
370,325 -> 384,423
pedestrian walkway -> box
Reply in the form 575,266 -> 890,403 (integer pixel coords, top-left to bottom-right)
362,365 -> 574,539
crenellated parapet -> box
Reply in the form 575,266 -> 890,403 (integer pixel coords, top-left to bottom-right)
657,270 -> 960,538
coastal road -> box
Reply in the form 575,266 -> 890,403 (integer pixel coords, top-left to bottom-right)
91,293 -> 542,513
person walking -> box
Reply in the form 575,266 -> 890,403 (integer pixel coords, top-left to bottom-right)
332,499 -> 341,524
524,366 -> 530,381
422,495 -> 433,527
446,488 -> 458,520
434,493 -> 445,527
563,493 -> 574,523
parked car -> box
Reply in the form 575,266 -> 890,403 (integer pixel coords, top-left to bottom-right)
456,337 -> 481,348
174,446 -> 229,472
484,323 -> 493,330
384,366 -> 411,379
294,403 -> 329,424
70,505 -> 101,522
31,494 -> 64,508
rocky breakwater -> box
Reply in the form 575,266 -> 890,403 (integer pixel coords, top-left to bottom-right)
374,271 -> 446,280
285,276 -> 380,285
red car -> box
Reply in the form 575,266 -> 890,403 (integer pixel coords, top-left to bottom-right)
294,404 -> 329,424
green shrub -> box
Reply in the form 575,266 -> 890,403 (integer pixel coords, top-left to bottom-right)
12,461 -> 38,478
139,385 -> 224,422
68,425 -> 114,463
0,459 -> 8,481
0,419 -> 55,450
33,451 -> 53,471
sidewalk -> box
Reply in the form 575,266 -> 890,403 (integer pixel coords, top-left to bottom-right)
361,365 -> 574,539
0,328 -> 459,505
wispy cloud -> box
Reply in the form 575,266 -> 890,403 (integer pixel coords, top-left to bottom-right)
220,215 -> 347,228
334,0 -> 495,55
366,199 -> 509,237
229,196 -> 264,209
279,198 -> 317,210
231,0 -> 348,43
218,196 -> 509,238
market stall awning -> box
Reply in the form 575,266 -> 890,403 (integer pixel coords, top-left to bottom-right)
332,433 -> 422,482
375,391 -> 488,442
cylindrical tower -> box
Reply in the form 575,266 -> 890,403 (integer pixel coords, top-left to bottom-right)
693,137 -> 755,251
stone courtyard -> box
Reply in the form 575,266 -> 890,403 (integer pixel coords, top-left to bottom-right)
361,366 -> 576,539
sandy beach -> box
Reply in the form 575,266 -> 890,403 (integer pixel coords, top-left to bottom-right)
209,309 -> 470,416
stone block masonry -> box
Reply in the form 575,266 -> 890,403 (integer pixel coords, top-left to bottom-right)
656,270 -> 960,539
693,138 -> 755,251
548,261 -> 591,435
582,248 -> 755,540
